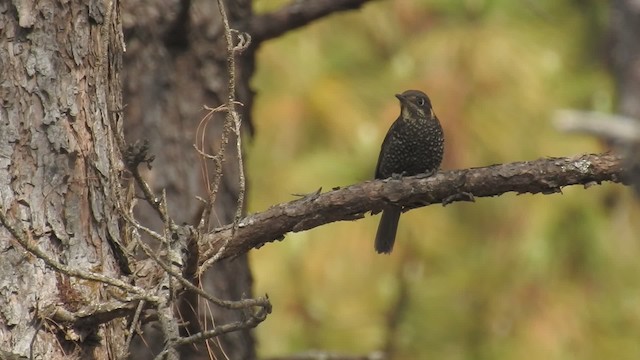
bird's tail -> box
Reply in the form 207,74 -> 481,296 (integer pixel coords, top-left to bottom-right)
375,206 -> 401,254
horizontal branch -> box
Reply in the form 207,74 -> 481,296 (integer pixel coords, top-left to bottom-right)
249,0 -> 373,43
201,153 -> 626,262
554,109 -> 640,142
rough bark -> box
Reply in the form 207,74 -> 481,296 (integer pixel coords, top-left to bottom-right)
0,0 -> 127,358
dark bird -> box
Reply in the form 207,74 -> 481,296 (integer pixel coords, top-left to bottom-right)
374,90 -> 444,254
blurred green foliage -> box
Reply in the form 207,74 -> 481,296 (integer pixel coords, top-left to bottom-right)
247,0 -> 640,359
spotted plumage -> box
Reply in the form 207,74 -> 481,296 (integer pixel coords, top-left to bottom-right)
374,90 -> 444,254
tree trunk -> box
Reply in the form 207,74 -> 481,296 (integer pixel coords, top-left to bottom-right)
0,0 -> 127,358
610,0 -> 640,119
609,0 -> 640,191
122,0 -> 257,358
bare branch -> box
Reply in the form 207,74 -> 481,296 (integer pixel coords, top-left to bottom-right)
197,0 -> 250,236
201,153 -> 627,262
123,139 -> 168,224
174,302 -> 272,347
43,301 -> 138,328
132,219 -> 269,311
249,0 -> 374,43
216,0 -> 250,236
197,0 -> 251,273
122,300 -> 145,358
155,298 -> 180,360
554,110 -> 640,142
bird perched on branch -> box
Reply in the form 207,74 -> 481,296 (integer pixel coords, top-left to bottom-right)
374,90 -> 444,254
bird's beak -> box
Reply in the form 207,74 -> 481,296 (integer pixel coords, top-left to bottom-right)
395,94 -> 407,103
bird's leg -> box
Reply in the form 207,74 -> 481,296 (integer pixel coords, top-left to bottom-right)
415,169 -> 437,179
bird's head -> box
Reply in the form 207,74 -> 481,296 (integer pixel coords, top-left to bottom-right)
396,90 -> 434,120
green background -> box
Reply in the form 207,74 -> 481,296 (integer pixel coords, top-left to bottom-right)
247,1 -> 640,358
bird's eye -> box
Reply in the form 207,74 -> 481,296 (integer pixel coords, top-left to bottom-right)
417,97 -> 425,106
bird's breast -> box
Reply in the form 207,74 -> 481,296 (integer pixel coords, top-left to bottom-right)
377,117 -> 444,178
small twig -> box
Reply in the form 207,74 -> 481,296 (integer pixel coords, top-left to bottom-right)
195,104 -> 226,188
194,104 -> 235,233
124,140 -> 169,224
43,300 -> 137,328
216,0 -> 249,234
130,215 -> 269,311
196,0 -> 251,266
121,208 -> 168,246
173,302 -> 271,347
195,107 -> 234,234
231,110 -> 247,228
123,300 -> 146,358
216,0 -> 237,99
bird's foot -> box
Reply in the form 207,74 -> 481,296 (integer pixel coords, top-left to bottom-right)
442,192 -> 475,206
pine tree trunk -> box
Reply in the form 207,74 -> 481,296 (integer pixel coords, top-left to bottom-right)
0,0 -> 127,358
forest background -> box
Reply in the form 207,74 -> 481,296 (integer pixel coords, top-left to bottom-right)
247,0 -> 640,359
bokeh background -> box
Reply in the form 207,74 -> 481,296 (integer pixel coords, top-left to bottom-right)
247,1 -> 640,358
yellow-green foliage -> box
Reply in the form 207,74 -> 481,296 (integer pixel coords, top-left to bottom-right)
248,1 -> 640,358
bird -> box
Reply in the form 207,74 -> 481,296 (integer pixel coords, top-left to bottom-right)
374,90 -> 444,254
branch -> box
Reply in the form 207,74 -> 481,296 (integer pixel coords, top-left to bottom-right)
201,153 -> 627,262
249,0 -> 373,44
173,301 -> 271,347
554,110 -> 640,142
44,301 -> 137,328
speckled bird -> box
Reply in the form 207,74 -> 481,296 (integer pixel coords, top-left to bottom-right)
374,90 -> 444,254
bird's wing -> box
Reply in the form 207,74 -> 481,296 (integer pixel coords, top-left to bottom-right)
375,117 -> 404,179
